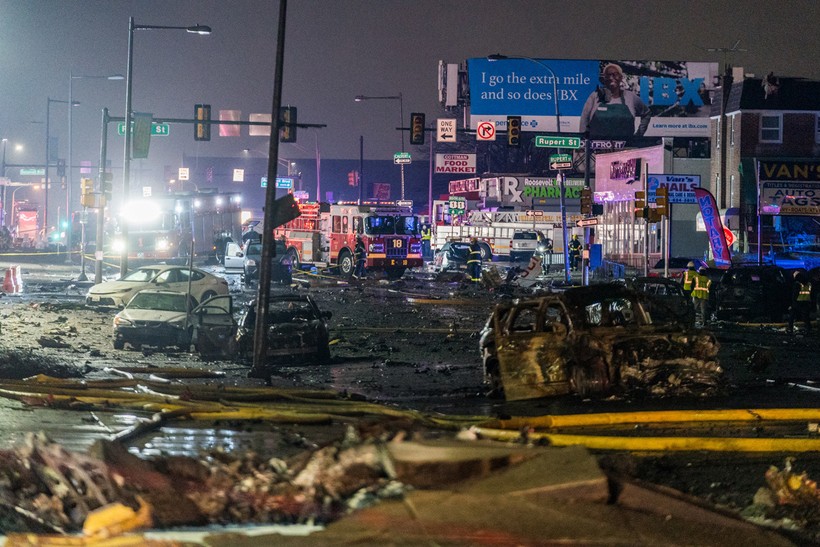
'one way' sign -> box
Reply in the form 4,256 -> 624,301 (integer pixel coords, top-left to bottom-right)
437,118 -> 457,143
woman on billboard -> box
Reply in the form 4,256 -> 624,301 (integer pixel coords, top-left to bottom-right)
579,63 -> 651,139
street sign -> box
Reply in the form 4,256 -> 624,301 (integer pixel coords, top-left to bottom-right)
178,167 -> 189,181
20,168 -> 45,176
261,177 -> 294,189
437,118 -> 457,143
535,135 -> 581,149
549,153 -> 573,170
476,121 -> 496,141
576,217 -> 599,227
394,152 -> 412,165
117,122 -> 171,136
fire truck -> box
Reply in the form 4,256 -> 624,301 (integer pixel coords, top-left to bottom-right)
431,199 -> 583,262
274,201 -> 423,278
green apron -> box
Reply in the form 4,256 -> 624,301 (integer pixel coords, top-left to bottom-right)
588,95 -> 635,138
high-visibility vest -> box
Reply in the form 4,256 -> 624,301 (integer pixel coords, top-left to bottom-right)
692,273 -> 711,300
421,227 -> 431,241
682,269 -> 696,291
798,282 -> 812,302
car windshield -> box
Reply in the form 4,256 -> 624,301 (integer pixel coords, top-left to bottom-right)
514,232 -> 537,240
396,215 -> 420,235
268,299 -> 318,322
365,215 -> 396,235
246,243 -> 262,256
120,268 -> 160,282
127,292 -> 188,312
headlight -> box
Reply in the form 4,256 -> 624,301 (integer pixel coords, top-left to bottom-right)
156,238 -> 170,251
113,316 -> 132,327
246,259 -> 257,267
112,239 -> 126,254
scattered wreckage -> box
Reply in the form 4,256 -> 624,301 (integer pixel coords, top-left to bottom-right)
479,283 -> 722,401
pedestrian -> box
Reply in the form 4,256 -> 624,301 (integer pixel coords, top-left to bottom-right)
536,231 -> 553,273
692,266 -> 712,327
788,270 -> 813,334
568,235 -> 582,272
353,236 -> 367,280
682,261 -> 698,298
467,237 -> 482,284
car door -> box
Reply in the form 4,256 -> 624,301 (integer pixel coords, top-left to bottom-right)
191,295 -> 236,358
494,299 -> 572,401
223,242 -> 245,271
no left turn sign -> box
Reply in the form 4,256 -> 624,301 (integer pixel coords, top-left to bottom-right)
476,121 -> 496,141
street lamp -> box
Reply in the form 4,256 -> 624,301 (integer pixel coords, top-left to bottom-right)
122,17 -> 211,276
354,93 -> 406,200
45,97 -> 79,245
69,71 -> 124,273
487,54 -> 571,284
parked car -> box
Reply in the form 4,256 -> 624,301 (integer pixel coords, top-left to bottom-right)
112,289 -> 198,350
648,257 -> 707,280
432,241 -> 472,272
627,276 -> 695,326
509,230 -> 538,263
714,265 -> 791,321
86,265 -> 229,308
479,284 -> 721,401
234,294 -> 332,366
224,240 -> 292,285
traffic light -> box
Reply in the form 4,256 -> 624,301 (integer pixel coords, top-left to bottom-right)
507,116 -> 521,147
56,159 -> 66,178
410,113 -> 425,145
195,104 -> 211,141
580,187 -> 593,215
103,180 -> 113,203
655,186 -> 669,217
80,178 -> 94,208
634,190 -> 646,218
279,106 -> 297,143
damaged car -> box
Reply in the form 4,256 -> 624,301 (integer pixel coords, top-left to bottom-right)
234,294 -> 332,365
480,284 -> 722,401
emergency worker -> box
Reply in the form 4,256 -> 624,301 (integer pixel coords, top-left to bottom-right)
421,224 -> 432,260
691,266 -> 712,327
467,237 -> 482,284
568,235 -> 582,272
682,261 -> 697,297
536,231 -> 553,273
353,236 -> 367,279
788,270 -> 813,334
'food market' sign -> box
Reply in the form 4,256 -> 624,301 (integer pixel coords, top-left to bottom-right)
435,153 -> 476,174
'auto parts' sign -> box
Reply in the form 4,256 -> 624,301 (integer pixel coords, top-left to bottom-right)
435,154 -> 476,174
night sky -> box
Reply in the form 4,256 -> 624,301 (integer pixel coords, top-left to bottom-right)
1,0 -> 818,195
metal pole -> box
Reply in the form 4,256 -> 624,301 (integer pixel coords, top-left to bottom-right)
314,132 -> 320,201
95,108 -> 109,284
67,73 -> 74,261
44,98 -> 50,243
358,135 -> 363,204
121,16 -> 135,277
643,161 -> 650,277
1,139 -> 6,227
398,92 -> 405,200
428,121 -> 433,218
756,158 -> 762,265
251,0 -> 288,380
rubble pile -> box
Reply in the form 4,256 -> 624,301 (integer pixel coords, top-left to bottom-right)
0,428 -> 403,534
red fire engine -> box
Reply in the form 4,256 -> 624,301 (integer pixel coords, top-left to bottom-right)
274,201 -> 423,278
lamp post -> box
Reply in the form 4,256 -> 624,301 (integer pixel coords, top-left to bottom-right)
69,72 -> 124,272
122,17 -> 211,276
487,54 -> 572,284
1,139 -> 7,227
354,93 -> 406,200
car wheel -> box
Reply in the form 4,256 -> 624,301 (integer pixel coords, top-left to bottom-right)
113,339 -> 125,350
570,358 -> 609,397
200,290 -> 217,303
479,243 -> 492,262
287,248 -> 300,270
338,250 -> 354,278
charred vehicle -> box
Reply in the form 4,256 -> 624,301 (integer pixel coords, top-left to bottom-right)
234,294 -> 332,365
628,276 -> 695,327
479,284 -> 722,401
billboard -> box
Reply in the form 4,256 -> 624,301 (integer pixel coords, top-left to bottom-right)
467,58 -> 718,140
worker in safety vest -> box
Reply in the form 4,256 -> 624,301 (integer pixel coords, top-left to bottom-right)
536,231 -> 553,273
788,270 -> 813,334
421,224 -> 432,260
467,237 -> 482,284
691,266 -> 712,327
682,261 -> 698,297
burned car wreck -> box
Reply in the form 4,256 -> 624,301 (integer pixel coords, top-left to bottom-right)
480,284 -> 722,401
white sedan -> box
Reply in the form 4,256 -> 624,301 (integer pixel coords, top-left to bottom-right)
86,265 -> 229,308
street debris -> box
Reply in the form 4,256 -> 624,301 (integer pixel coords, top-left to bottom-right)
765,457 -> 820,508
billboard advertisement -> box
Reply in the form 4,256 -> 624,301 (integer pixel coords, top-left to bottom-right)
467,58 -> 718,140
487,175 -> 584,208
